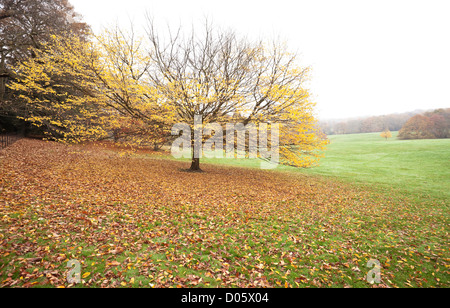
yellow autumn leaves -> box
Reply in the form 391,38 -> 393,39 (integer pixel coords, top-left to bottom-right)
10,24 -> 328,168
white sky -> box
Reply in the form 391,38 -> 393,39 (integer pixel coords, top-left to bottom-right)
70,0 -> 450,119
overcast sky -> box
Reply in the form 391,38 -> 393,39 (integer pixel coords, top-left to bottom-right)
70,0 -> 450,119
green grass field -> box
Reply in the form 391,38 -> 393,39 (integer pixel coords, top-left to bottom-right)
179,131 -> 450,202
299,132 -> 450,202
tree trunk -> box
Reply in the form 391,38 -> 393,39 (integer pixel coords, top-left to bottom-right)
0,54 -> 7,101
0,76 -> 5,101
190,157 -> 201,171
190,127 -> 202,171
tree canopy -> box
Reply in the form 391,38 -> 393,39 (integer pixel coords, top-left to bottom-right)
398,108 -> 450,140
0,0 -> 90,132
6,6 -> 327,170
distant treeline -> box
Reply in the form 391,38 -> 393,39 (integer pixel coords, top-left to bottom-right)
319,110 -> 425,135
319,108 -> 450,139
398,108 -> 450,139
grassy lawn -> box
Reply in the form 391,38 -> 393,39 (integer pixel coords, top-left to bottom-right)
0,137 -> 448,288
175,131 -> 450,202
299,132 -> 450,202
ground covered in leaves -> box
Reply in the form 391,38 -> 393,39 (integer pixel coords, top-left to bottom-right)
1,139 -> 448,288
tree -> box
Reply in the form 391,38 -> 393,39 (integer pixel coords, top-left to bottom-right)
427,109 -> 450,139
145,20 -> 327,170
398,115 -> 434,139
10,20 -> 327,170
380,129 -> 392,140
92,26 -> 175,147
398,109 -> 450,140
335,122 -> 347,134
0,0 -> 89,133
9,29 -> 173,144
9,34 -> 110,141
